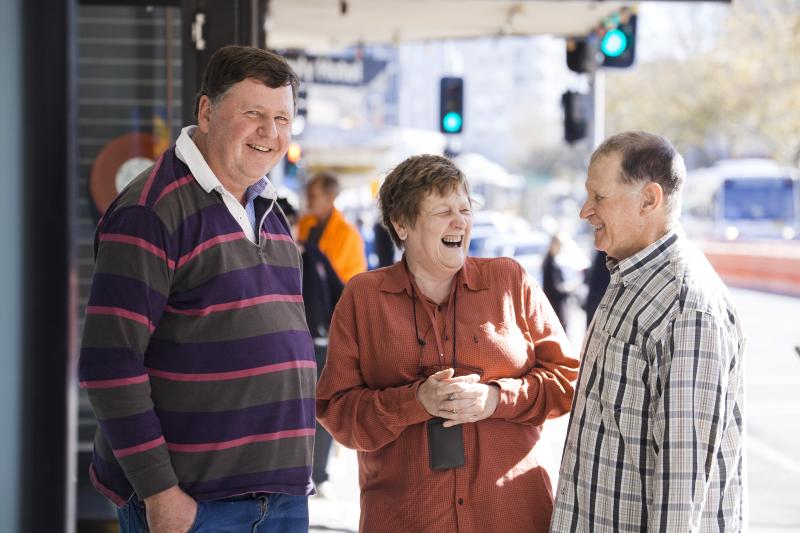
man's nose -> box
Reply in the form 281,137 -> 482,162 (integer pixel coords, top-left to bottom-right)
258,117 -> 278,138
579,200 -> 592,220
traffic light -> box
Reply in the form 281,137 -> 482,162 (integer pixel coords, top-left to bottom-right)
284,142 -> 302,177
562,91 -> 590,144
599,14 -> 636,68
566,38 -> 596,74
439,77 -> 464,134
565,11 -> 637,73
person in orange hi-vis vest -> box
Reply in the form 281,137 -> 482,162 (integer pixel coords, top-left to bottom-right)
297,171 -> 367,283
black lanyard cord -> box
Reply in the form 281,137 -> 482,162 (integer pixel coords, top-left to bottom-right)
411,277 -> 458,369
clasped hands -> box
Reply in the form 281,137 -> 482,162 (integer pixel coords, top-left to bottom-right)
417,368 -> 500,427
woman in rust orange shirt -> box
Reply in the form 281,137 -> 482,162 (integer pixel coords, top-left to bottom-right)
316,154 -> 579,532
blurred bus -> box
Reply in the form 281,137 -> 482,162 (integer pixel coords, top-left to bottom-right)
683,158 -> 800,241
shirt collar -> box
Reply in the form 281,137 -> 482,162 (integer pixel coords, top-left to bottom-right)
378,255 -> 489,295
174,125 -> 277,201
606,227 -> 682,286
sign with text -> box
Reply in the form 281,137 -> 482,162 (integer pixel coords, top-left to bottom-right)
283,53 -> 388,86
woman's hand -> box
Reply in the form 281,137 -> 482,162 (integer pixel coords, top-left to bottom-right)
439,377 -> 500,427
417,368 -> 457,416
417,368 -> 500,426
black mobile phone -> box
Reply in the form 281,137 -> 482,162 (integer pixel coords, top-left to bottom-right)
426,417 -> 465,470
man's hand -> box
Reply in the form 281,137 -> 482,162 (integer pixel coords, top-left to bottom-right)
144,485 -> 198,533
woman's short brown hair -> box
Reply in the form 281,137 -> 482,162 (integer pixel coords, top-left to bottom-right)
378,154 -> 469,248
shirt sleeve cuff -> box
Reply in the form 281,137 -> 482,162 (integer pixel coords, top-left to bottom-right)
127,460 -> 180,500
488,378 -> 519,420
398,380 -> 433,426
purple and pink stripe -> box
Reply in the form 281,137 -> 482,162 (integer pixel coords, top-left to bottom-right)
165,293 -> 303,317
177,232 -> 244,268
99,233 -> 176,270
154,174 -> 195,205
137,154 -> 165,206
86,305 -> 155,333
167,428 -> 315,453
148,359 -> 315,382
113,436 -> 166,459
80,373 -> 149,390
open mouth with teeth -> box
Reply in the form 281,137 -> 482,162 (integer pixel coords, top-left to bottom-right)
442,236 -> 463,248
248,143 -> 272,153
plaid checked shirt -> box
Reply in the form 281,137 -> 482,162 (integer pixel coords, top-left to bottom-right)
551,229 -> 746,533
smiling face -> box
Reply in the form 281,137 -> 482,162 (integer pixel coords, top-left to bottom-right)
394,187 -> 473,281
195,78 -> 294,201
580,152 -> 651,260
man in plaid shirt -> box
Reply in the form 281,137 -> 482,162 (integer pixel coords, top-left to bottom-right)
551,131 -> 745,532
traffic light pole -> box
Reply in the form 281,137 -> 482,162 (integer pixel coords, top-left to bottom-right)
591,69 -> 605,149
444,134 -> 461,159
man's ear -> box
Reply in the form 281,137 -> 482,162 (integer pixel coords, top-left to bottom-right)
640,182 -> 663,215
391,219 -> 407,242
197,95 -> 213,132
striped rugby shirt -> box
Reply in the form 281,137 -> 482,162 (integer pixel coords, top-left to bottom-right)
551,230 -> 746,532
78,144 -> 316,505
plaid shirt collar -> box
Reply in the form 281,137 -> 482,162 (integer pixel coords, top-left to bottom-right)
606,227 -> 682,288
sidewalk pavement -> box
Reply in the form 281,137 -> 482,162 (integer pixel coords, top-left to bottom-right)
309,443 -> 360,533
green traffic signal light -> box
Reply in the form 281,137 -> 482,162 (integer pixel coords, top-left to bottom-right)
442,112 -> 463,133
600,28 -> 628,58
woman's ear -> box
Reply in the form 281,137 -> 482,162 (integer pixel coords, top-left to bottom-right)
391,219 -> 407,241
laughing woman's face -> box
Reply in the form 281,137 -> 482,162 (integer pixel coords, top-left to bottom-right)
396,186 -> 473,280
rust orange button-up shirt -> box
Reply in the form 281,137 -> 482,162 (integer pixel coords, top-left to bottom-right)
317,256 -> 580,533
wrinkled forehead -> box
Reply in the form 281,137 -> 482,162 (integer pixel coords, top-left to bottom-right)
586,153 -> 623,191
421,184 -> 471,208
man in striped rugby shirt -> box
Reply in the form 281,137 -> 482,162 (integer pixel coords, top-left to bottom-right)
551,131 -> 745,532
79,46 -> 315,532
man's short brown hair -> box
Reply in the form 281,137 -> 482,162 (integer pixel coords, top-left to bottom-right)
590,130 -> 686,219
378,154 -> 469,248
194,45 -> 299,120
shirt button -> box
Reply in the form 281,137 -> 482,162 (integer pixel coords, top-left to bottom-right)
457,498 -> 464,505
437,304 -> 443,311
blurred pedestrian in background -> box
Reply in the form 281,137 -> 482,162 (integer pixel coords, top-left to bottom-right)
583,250 -> 610,326
278,197 -> 344,498
297,172 -> 367,283
317,154 -> 579,532
296,172 -> 366,493
541,233 -> 572,333
79,46 -> 315,532
551,131 -> 746,532
373,219 -> 397,267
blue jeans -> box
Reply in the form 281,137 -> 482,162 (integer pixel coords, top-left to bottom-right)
118,492 -> 309,533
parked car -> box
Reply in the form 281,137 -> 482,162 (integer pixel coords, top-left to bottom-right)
477,231 -> 549,283
468,210 -> 532,255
